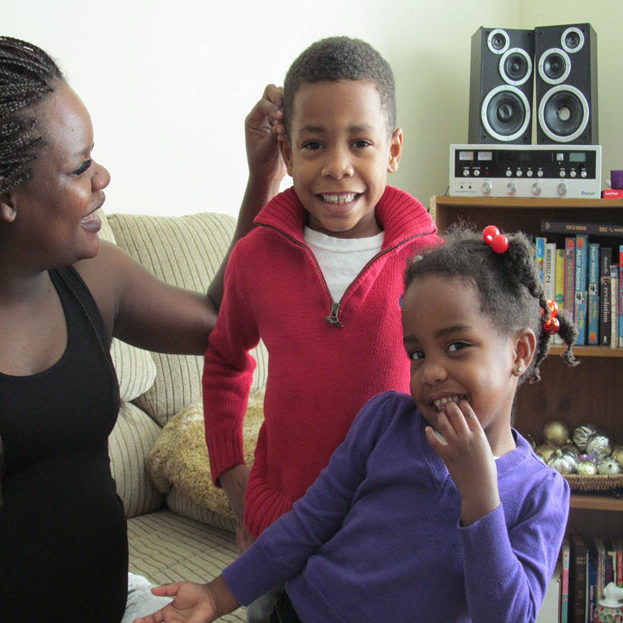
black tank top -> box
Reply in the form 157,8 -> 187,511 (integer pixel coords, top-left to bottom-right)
0,266 -> 127,621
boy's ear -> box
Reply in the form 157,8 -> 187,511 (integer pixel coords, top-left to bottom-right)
512,328 -> 537,375
0,192 -> 17,223
278,134 -> 294,178
387,128 -> 403,174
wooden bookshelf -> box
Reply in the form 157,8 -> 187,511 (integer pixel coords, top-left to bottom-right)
430,195 -> 623,540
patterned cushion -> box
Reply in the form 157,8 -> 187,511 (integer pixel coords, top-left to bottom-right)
109,401 -> 164,517
99,213 -> 157,402
107,212 -> 269,426
146,395 -> 264,530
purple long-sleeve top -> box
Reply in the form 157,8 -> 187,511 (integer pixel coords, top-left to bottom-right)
223,391 -> 569,623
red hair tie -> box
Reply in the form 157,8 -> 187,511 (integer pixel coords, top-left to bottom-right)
482,225 -> 509,254
541,299 -> 561,335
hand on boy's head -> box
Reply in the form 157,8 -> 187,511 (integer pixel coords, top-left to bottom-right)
425,399 -> 500,524
245,84 -> 287,183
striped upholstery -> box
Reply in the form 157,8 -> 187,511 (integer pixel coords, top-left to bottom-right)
109,402 -> 164,517
107,212 -> 269,427
127,510 -> 246,622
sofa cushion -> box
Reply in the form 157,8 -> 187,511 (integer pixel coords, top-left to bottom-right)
146,395 -> 264,529
127,510 -> 245,622
99,213 -> 157,402
109,401 -> 165,517
106,212 -> 269,426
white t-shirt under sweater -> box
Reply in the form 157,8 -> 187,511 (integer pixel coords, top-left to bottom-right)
304,227 -> 385,302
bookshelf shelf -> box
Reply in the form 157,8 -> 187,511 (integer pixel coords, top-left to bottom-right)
430,195 -> 623,537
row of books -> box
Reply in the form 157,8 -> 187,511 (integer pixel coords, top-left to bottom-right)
536,220 -> 623,347
558,535 -> 623,623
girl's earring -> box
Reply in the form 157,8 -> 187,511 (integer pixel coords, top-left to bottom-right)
516,365 -> 525,375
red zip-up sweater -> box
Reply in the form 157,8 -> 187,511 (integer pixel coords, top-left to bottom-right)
203,185 -> 440,537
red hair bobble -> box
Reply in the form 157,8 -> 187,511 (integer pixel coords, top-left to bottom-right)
482,225 -> 509,254
541,299 -> 561,335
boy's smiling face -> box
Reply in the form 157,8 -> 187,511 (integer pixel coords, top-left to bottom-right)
280,79 -> 402,238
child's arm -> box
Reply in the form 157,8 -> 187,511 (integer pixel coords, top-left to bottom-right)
424,398 -> 500,525
426,399 -> 569,622
133,575 -> 239,623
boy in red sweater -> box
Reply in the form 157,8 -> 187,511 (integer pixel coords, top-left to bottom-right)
203,36 -> 441,622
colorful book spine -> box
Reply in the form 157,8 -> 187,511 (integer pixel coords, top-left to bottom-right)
619,245 -> 623,347
611,265 -> 619,349
544,242 -> 556,302
614,537 -> 623,587
574,235 -> 588,345
570,535 -> 588,622
535,236 -> 546,285
555,247 -> 565,345
587,242 -> 600,345
561,537 -> 571,623
564,237 -> 576,322
600,248 -> 612,346
541,219 -> 623,237
595,537 -> 606,600
587,542 -> 597,623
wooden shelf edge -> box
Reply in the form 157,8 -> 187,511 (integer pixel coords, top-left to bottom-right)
431,195 -> 623,208
570,494 -> 623,511
549,345 -> 623,358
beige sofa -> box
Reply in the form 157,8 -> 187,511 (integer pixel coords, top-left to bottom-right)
101,211 -> 268,622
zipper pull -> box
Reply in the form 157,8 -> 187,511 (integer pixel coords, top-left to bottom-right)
325,301 -> 343,327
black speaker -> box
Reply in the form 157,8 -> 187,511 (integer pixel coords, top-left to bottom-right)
534,23 -> 598,144
468,27 -> 535,144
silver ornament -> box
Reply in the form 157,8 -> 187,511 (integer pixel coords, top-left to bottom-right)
597,457 -> 623,475
576,459 -> 598,476
611,444 -> 623,466
585,433 -> 613,461
572,424 -> 598,452
547,448 -> 577,474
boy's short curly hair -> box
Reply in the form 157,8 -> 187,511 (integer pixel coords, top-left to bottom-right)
283,36 -> 396,136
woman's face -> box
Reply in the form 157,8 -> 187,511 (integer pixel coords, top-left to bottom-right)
5,81 -> 110,268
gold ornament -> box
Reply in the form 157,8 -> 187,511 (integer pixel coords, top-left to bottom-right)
543,420 -> 570,447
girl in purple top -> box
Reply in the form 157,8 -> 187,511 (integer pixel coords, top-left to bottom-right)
136,225 -> 577,623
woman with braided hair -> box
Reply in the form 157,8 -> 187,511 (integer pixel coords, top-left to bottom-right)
0,36 -> 285,621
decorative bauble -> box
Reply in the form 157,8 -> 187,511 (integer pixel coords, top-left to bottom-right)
561,443 -> 579,459
536,443 -> 557,463
547,448 -> 577,474
572,424 -> 598,452
597,457 -> 623,475
543,420 -> 570,447
576,459 -> 598,476
586,433 -> 613,461
612,444 -> 623,466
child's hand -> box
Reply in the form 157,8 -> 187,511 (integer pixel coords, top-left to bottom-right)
133,575 -> 239,623
425,399 -> 500,526
245,84 -> 287,184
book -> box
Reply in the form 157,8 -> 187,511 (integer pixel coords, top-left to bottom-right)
587,242 -> 600,345
611,265 -> 619,349
595,537 -> 607,601
555,247 -> 565,345
535,236 -> 546,285
602,189 -> 623,199
614,537 -> 623,587
619,245 -> 623,347
541,219 -> 623,237
561,537 -> 571,623
564,238 -> 576,322
599,248 -> 612,346
544,242 -> 556,302
569,535 -> 588,622
587,541 -> 598,623
574,235 -> 588,345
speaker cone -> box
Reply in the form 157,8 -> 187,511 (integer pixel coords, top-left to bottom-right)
481,85 -> 530,142
487,29 -> 509,54
500,47 -> 532,85
561,26 -> 585,53
538,48 -> 571,85
538,85 -> 589,142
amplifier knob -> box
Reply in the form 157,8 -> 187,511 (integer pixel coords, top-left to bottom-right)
481,181 -> 493,194
506,181 -> 517,195
581,170 -> 587,178
463,168 -> 470,176
537,169 -> 544,178
505,169 -> 513,177
557,183 -> 567,196
527,169 -> 534,177
531,182 -> 542,196
570,170 -> 577,178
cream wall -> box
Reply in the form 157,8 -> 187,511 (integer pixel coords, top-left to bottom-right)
2,0 -> 621,216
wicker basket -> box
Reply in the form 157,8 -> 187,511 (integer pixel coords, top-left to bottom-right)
564,473 -> 623,492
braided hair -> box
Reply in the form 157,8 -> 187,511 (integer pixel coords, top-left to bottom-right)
0,37 -> 64,505
0,36 -> 64,195
404,223 -> 578,384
